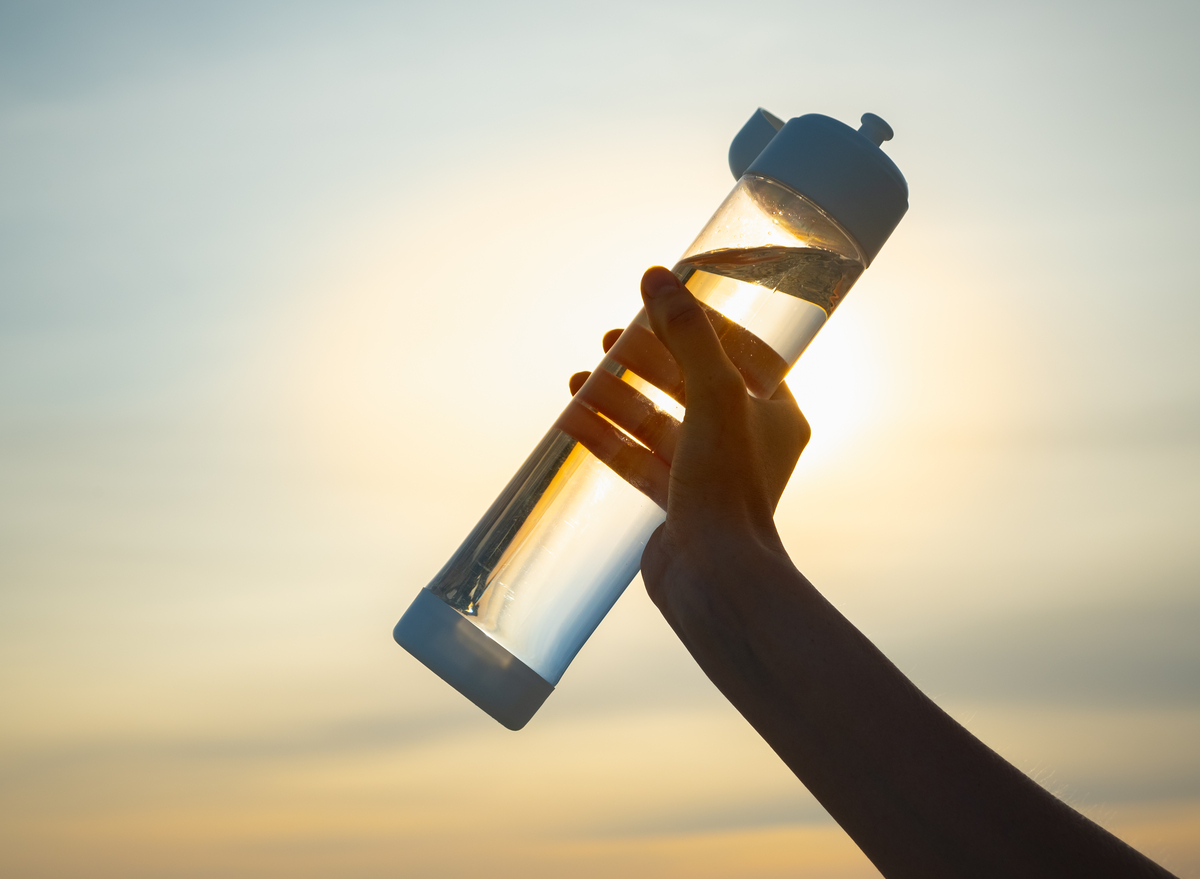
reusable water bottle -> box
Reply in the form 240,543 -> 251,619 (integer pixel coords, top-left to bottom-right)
394,109 -> 909,729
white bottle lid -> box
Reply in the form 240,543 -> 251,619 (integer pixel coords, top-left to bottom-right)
729,109 -> 909,265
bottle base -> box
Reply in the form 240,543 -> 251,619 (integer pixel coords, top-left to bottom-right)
393,589 -> 554,730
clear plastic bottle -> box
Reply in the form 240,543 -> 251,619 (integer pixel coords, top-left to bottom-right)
394,110 -> 909,729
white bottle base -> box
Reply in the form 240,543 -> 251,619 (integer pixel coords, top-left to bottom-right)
393,589 -> 554,730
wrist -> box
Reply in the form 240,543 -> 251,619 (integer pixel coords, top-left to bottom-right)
646,522 -> 811,646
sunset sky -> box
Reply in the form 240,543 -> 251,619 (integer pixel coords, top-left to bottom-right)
2,1 -> 1198,876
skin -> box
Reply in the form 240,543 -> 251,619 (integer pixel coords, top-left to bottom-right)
560,265 -> 1177,879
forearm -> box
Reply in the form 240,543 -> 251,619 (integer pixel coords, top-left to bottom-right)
652,535 -> 1176,879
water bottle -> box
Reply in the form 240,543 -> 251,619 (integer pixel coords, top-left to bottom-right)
394,109 -> 909,729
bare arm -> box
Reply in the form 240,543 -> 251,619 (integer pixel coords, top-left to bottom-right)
566,266 -> 1176,879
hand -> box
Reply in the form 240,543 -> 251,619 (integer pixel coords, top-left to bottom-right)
555,265 -> 810,602
632,266 -> 809,609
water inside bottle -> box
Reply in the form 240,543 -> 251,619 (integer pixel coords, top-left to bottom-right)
425,244 -> 862,683
675,244 -> 861,387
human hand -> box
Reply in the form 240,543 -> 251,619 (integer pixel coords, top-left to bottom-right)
555,266 -> 810,602
633,266 -> 809,605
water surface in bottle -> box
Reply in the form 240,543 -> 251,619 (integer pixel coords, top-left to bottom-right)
674,244 -> 861,392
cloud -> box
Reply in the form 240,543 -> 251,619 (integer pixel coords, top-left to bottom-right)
893,590 -> 1200,709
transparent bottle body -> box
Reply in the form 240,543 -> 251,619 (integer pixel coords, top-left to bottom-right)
425,174 -> 865,684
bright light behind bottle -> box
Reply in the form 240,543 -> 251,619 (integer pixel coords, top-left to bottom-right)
782,301 -> 886,469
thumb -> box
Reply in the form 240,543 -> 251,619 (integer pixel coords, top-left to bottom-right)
640,266 -> 744,406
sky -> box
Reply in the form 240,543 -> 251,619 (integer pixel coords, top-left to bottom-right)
1,1 -> 1198,876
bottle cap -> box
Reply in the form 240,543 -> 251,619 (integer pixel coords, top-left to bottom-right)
730,110 -> 909,265
728,108 -> 784,180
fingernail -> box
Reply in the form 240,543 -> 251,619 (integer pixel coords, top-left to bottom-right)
644,268 -> 680,299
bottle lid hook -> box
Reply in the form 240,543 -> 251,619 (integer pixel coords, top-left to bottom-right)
858,113 -> 894,147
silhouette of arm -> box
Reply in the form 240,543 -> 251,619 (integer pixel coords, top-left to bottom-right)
562,265 -> 1177,879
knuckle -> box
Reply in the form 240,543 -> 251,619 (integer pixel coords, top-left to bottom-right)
795,410 -> 812,448
708,369 -> 748,405
663,297 -> 707,332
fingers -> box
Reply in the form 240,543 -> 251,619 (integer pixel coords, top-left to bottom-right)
571,369 -> 678,462
563,271 -> 802,514
606,322 -> 686,405
561,326 -> 680,508
641,267 -> 745,407
597,325 -> 687,406
598,293 -> 788,404
553,401 -> 670,509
